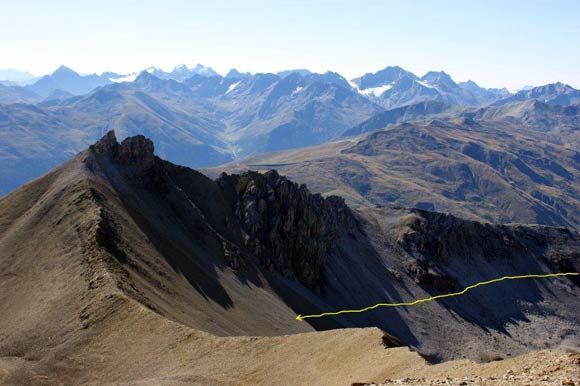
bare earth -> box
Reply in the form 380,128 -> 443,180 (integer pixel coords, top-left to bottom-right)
375,351 -> 580,386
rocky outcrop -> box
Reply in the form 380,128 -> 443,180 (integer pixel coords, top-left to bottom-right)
88,131 -> 358,289
407,261 -> 458,292
217,170 -> 357,288
396,209 -> 580,291
91,130 -> 156,167
397,210 -> 524,263
90,131 -> 167,189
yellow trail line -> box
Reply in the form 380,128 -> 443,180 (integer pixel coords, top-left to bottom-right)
295,272 -> 579,321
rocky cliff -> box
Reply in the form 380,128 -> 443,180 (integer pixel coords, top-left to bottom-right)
89,131 -> 357,289
396,209 -> 580,289
217,170 -> 356,288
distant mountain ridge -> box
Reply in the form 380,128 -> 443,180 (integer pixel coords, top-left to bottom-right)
0,69 -> 380,195
351,67 -> 514,108
2,63 -> 579,110
494,82 -> 580,106
2,63 -> 580,197
212,99 -> 580,230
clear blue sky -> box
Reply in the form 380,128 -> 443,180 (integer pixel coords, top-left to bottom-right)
1,0 -> 579,90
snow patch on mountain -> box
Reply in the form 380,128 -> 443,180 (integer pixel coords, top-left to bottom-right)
226,81 -> 241,93
348,80 -> 393,98
292,86 -> 304,95
416,80 -> 436,89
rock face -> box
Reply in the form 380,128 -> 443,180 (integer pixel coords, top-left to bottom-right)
217,170 -> 356,288
91,130 -> 155,167
396,209 -> 580,288
90,131 -> 357,289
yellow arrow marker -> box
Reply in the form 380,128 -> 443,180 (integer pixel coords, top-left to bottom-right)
296,272 -> 579,321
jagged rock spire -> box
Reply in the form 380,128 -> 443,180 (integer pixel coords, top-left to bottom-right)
91,130 -> 155,166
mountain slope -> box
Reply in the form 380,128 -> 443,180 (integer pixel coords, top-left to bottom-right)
465,99 -> 580,143
342,100 -> 453,137
212,117 -> 580,229
0,139 -> 409,385
26,66 -> 117,97
0,83 -> 41,104
1,132 -> 579,386
0,80 -> 233,196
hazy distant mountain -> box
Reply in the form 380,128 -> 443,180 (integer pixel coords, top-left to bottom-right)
225,68 -> 251,79
26,66 -> 117,97
0,68 -> 38,85
351,66 -> 415,89
0,80 -> 18,87
420,71 -> 458,91
42,89 -> 75,103
0,83 -> 41,104
345,97 -> 580,147
213,71 -> 379,155
458,80 -> 511,101
147,64 -> 219,81
463,99 -> 580,147
4,63 -> 580,199
277,69 -> 312,78
0,70 -> 380,195
377,73 -> 443,108
494,82 -> 580,106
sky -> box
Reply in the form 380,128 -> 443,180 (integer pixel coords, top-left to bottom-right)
1,0 -> 579,90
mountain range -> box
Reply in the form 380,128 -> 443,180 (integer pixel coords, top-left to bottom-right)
2,63 -> 580,240
2,63 -> 580,199
213,99 -> 580,230
2,57 -> 580,385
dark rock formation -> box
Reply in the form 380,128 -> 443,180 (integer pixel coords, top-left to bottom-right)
91,130 -> 155,167
397,209 -> 523,263
217,170 -> 357,288
407,261 -> 458,292
89,131 -> 357,289
396,209 -> 580,291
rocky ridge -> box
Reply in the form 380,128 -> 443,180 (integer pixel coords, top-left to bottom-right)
396,209 -> 580,288
217,170 -> 357,288
89,130 -> 357,289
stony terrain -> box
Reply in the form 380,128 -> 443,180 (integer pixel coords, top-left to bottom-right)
373,351 -> 580,386
1,132 -> 579,385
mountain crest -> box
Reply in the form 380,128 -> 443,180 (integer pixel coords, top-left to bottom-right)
53,65 -> 77,75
